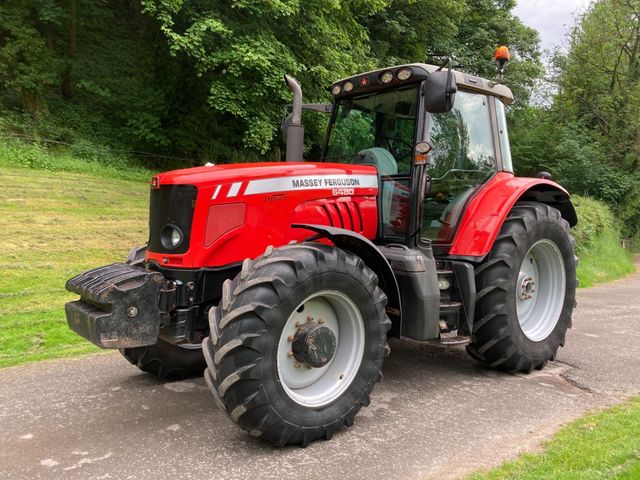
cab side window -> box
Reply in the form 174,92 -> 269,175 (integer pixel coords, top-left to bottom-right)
428,92 -> 495,175
422,91 -> 496,243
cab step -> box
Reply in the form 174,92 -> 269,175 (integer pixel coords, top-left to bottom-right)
440,301 -> 462,311
438,320 -> 471,346
439,334 -> 471,346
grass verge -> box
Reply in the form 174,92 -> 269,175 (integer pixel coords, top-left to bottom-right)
468,397 -> 640,480
0,165 -> 149,367
0,136 -> 153,183
576,229 -> 636,287
572,195 -> 636,287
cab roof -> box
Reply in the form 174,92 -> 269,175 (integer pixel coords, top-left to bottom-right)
331,63 -> 514,105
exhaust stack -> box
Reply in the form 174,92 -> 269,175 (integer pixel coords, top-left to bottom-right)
284,75 -> 304,162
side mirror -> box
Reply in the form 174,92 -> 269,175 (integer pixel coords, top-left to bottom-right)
424,70 -> 457,114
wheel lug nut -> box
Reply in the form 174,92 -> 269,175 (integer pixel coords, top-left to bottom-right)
287,335 -> 294,342
295,322 -> 302,328
287,352 -> 294,358
294,362 -> 301,368
306,316 -> 313,322
318,319 -> 324,324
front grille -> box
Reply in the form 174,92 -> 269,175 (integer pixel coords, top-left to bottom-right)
148,185 -> 198,254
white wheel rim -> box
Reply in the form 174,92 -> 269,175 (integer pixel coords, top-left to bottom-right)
516,239 -> 566,342
276,290 -> 365,407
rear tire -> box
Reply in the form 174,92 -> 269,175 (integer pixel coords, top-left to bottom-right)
203,243 -> 390,446
467,201 -> 577,373
120,340 -> 206,380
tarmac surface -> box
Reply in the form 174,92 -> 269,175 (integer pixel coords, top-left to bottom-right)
1,263 -> 639,480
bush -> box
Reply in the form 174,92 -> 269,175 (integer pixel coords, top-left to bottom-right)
0,136 -> 152,183
571,195 -> 614,248
510,115 -> 640,239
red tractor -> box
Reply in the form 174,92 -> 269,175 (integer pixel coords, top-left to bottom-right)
65,58 -> 577,447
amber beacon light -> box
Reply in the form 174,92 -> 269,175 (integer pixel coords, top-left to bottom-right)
494,45 -> 511,75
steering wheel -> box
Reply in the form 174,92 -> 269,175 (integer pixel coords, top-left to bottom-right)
384,136 -> 413,159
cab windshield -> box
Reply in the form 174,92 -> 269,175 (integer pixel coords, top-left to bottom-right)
324,86 -> 419,175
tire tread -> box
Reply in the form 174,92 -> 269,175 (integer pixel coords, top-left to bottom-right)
203,243 -> 390,446
466,201 -> 577,373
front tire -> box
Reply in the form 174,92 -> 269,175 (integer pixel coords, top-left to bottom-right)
120,340 -> 206,380
120,245 -> 206,380
467,202 -> 577,373
203,243 -> 390,446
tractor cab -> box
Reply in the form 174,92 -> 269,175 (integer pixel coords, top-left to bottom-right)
320,63 -> 515,249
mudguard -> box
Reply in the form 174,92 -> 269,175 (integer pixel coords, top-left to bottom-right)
449,172 -> 577,259
292,223 -> 403,337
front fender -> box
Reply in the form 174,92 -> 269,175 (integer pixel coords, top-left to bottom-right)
448,172 -> 577,258
292,223 -> 402,337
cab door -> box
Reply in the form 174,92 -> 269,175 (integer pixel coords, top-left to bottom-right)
421,90 -> 499,247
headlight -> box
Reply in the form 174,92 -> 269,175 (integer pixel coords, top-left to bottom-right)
161,224 -> 184,250
397,68 -> 413,81
380,71 -> 394,84
331,84 -> 342,95
343,81 -> 354,92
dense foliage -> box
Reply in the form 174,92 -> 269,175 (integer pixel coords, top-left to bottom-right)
510,0 -> 640,237
0,0 -> 541,163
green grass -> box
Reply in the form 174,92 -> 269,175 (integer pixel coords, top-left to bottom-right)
468,397 -> 640,480
0,136 -> 153,183
572,195 -> 636,287
576,229 -> 636,287
0,164 -> 149,367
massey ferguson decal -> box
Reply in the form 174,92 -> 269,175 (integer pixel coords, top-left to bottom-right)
243,174 -> 378,196
291,177 -> 363,188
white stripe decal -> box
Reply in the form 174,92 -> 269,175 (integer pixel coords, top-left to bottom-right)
227,182 -> 242,197
211,185 -> 222,200
244,174 -> 378,196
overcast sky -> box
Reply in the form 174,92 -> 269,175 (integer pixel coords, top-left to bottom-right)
513,0 -> 593,51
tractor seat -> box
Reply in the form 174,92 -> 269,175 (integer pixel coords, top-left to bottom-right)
352,147 -> 398,176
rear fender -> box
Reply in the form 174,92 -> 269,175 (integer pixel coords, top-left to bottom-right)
292,223 -> 402,337
449,172 -> 577,259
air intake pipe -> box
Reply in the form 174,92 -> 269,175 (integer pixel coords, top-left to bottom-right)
284,75 -> 304,162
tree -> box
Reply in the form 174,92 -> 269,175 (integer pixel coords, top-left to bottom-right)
512,0 -> 640,236
1,0 -> 545,163
0,1 -> 65,115
556,0 -> 640,168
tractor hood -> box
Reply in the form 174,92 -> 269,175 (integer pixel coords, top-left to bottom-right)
153,162 -> 377,190
146,162 -> 380,268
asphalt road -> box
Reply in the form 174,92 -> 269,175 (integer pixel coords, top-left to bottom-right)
1,265 -> 639,480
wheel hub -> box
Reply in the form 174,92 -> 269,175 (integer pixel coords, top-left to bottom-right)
292,322 -> 337,368
518,274 -> 536,300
